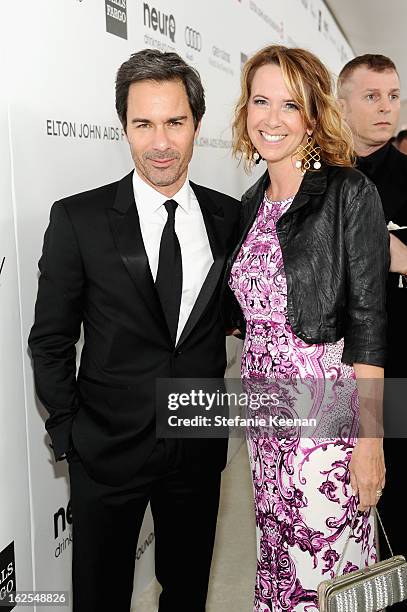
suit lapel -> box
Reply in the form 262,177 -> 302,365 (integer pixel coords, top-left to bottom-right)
106,171 -> 170,338
176,182 -> 226,348
107,173 -> 227,347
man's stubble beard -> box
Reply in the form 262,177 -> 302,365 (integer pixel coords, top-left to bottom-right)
133,145 -> 193,188
138,158 -> 185,188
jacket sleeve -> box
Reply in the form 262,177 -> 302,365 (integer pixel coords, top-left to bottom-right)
28,201 -> 84,460
223,285 -> 246,338
342,183 -> 389,367
221,199 -> 247,338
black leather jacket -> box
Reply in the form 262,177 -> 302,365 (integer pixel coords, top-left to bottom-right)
226,165 -> 389,367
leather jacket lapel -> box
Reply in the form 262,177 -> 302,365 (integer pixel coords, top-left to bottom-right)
286,166 -> 327,215
238,165 -> 328,226
228,170 -> 269,268
228,166 -> 329,276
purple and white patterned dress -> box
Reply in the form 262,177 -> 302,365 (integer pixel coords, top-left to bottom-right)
228,193 -> 376,612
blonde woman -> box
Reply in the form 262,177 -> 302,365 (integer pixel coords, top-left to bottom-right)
227,45 -> 389,611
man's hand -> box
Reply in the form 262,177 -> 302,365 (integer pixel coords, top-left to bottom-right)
389,233 -> 407,275
226,328 -> 242,337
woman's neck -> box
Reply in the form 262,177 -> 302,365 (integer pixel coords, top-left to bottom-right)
266,159 -> 304,201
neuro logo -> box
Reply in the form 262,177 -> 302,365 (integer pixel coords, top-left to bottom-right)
54,501 -> 73,559
54,501 -> 72,540
143,3 -> 176,43
105,0 -> 127,40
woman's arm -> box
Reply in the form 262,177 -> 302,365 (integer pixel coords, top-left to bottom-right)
342,182 -> 389,367
350,363 -> 385,512
342,180 -> 389,510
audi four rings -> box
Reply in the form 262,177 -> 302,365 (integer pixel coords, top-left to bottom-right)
185,27 -> 202,51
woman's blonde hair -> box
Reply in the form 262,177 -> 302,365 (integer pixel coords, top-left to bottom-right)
232,45 -> 355,172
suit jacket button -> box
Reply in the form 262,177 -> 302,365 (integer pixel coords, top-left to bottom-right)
174,349 -> 182,357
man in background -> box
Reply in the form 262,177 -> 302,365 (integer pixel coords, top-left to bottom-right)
338,55 -> 407,605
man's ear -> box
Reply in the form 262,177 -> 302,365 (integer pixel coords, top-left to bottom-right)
194,120 -> 202,141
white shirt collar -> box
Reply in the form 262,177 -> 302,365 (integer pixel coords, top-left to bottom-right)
132,168 -> 192,215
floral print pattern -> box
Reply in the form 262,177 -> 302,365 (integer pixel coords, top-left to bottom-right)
229,194 -> 376,611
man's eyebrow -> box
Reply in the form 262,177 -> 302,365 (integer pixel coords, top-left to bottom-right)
362,88 -> 401,93
167,115 -> 188,122
131,118 -> 151,124
130,116 -> 188,124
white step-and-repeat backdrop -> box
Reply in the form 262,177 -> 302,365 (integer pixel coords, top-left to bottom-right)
1,1 -> 352,609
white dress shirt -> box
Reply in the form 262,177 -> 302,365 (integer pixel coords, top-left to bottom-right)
132,169 -> 214,343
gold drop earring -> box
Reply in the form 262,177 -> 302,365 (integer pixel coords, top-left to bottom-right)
295,135 -> 321,173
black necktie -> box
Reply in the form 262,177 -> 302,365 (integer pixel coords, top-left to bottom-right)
155,199 -> 183,343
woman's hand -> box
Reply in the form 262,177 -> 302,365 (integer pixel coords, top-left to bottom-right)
349,437 -> 386,512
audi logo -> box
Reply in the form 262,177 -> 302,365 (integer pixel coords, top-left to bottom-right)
185,27 -> 202,51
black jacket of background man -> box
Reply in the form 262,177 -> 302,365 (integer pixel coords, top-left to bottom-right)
226,164 -> 389,368
28,171 -> 240,486
357,142 -> 407,376
358,143 -> 407,573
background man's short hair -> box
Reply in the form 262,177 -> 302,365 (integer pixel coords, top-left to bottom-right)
116,48 -> 205,132
338,54 -> 398,95
396,129 -> 407,145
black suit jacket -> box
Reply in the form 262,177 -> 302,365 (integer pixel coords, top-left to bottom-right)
28,171 -> 240,485
357,142 -> 407,226
357,142 -> 407,376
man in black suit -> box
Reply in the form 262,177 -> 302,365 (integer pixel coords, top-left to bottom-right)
338,55 -> 407,607
28,49 -> 239,612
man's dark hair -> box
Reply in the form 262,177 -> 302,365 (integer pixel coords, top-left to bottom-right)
396,129 -> 407,145
116,48 -> 205,132
338,54 -> 398,95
